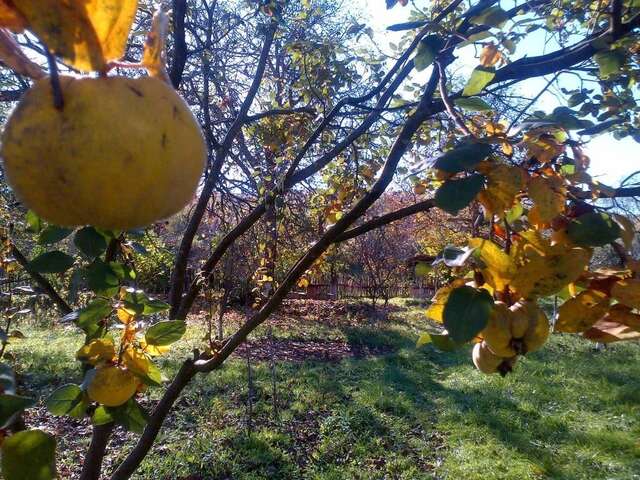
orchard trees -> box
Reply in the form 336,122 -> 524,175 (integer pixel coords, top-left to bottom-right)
0,0 -> 639,479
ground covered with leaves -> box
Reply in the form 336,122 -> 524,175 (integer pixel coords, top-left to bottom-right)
9,299 -> 640,479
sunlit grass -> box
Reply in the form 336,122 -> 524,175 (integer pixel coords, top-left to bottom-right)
6,301 -> 640,479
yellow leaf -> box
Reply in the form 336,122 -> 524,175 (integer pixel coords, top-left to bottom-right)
528,175 -> 566,226
476,163 -> 526,217
479,43 -> 501,67
298,277 -> 310,288
142,7 -> 170,82
524,133 -> 564,163
76,338 -> 116,365
122,347 -> 152,378
0,1 -> 26,31
139,338 -> 169,356
413,182 -> 427,195
426,279 -> 466,323
87,365 -> 139,406
468,237 -> 515,291
613,214 -> 635,250
555,290 -> 609,333
117,307 -> 136,324
511,229 -> 551,263
12,0 -> 138,71
511,247 -> 591,298
611,278 -> 640,309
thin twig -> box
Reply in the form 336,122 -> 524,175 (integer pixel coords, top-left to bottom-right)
437,61 -> 473,137
45,49 -> 64,110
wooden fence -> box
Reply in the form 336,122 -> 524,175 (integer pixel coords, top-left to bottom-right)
291,280 -> 435,300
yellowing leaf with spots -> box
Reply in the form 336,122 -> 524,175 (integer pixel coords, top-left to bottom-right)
426,279 -> 466,323
555,290 -> 609,333
11,0 -> 138,71
511,229 -> 551,263
528,175 -> 566,226
87,365 -> 139,406
524,133 -> 564,163
476,163 -> 526,217
76,338 -> 116,365
468,237 -> 515,291
511,247 -> 591,298
610,278 -> 640,309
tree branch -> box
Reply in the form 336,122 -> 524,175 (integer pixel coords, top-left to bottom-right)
334,199 -> 435,243
169,0 -> 188,88
244,106 -> 316,123
79,423 -> 115,480
9,244 -> 72,315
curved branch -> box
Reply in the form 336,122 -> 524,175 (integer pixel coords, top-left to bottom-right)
169,0 -> 188,88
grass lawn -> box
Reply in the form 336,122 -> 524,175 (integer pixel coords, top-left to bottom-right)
7,298 -> 640,479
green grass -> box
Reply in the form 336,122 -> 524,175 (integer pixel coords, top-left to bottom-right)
6,300 -> 640,479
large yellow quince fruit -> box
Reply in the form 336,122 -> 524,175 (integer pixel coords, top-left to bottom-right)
1,75 -> 206,229
482,301 -> 549,356
472,341 -> 516,376
88,365 -> 139,407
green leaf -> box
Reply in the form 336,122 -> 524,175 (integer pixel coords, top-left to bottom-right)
454,97 -> 493,111
433,142 -> 493,173
108,399 -> 149,434
434,174 -> 485,215
0,394 -> 35,428
137,361 -> 163,387
594,50 -> 625,79
74,227 -> 108,259
25,210 -> 43,233
142,298 -> 171,315
443,286 -> 494,343
470,6 -> 510,27
86,259 -> 120,295
416,333 -> 432,347
145,320 -> 186,346
415,262 -> 432,277
548,107 -> 593,130
78,299 -> 112,329
387,20 -> 427,31
28,251 -> 75,274
121,288 -> 169,315
567,212 -> 621,247
1,429 -> 56,480
38,226 -> 73,245
462,66 -> 495,96
414,35 -> 443,71
46,384 -> 84,417
92,405 -> 114,426
505,203 -> 524,223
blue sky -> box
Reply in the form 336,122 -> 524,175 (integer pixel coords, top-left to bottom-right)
357,1 -> 637,187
